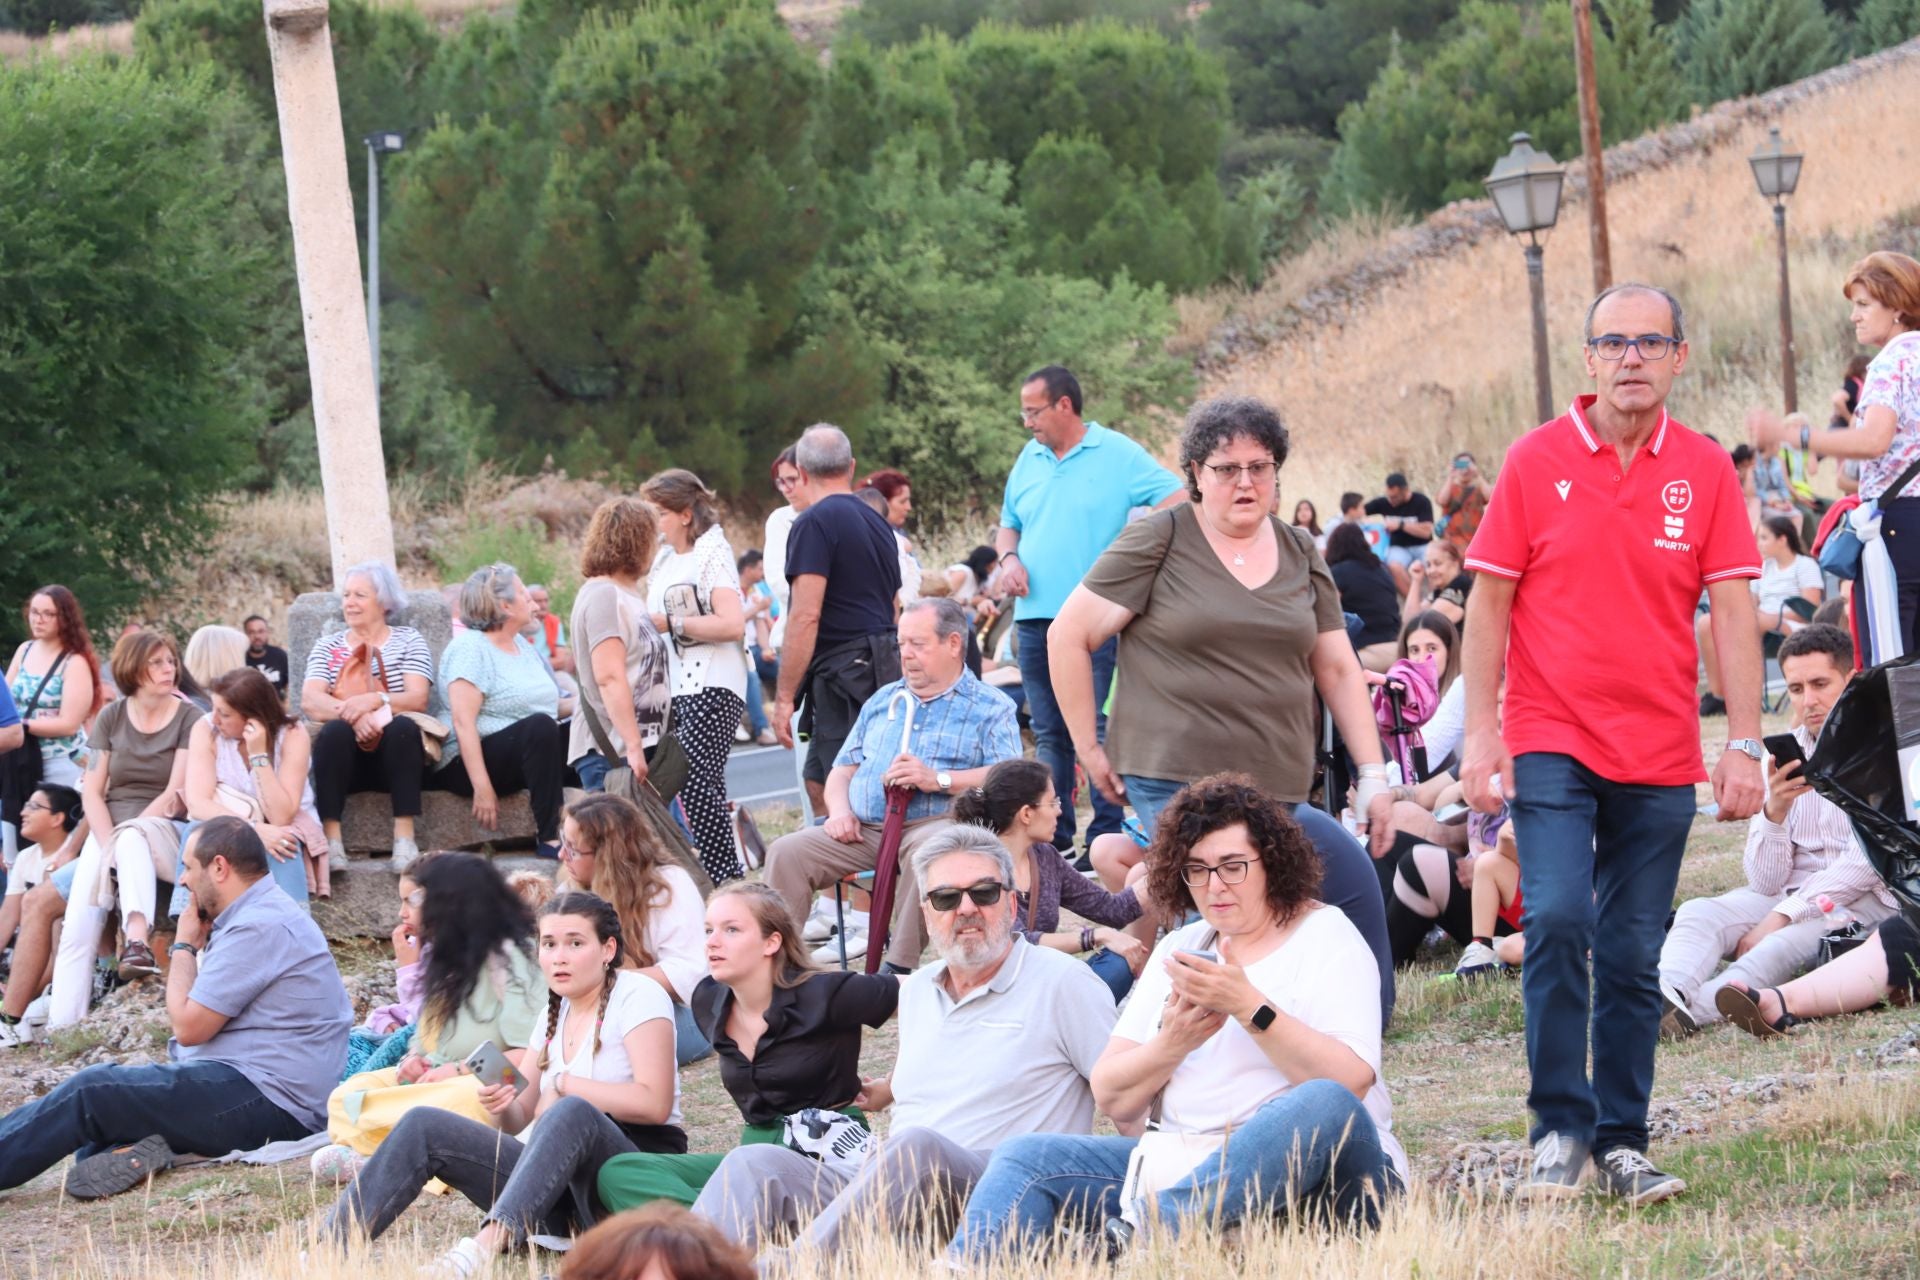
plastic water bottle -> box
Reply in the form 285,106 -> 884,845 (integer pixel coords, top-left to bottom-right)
1814,893 -> 1855,929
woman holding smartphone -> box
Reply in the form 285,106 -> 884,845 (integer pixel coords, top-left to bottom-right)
311,853 -> 546,1181
595,882 -> 898,1214
322,892 -> 683,1272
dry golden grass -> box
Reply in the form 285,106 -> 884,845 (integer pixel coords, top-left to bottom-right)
1205,41 -> 1920,511
0,19 -> 130,62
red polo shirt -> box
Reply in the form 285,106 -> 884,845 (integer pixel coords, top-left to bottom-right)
1465,397 -> 1759,785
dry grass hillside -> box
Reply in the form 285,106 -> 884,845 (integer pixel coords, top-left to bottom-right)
1195,38 -> 1920,508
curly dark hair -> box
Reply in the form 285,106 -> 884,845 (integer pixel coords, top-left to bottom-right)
1177,397 -> 1291,502
414,851 -> 537,1041
1144,773 -> 1322,927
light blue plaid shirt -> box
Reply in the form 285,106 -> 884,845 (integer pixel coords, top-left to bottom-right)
835,669 -> 1021,824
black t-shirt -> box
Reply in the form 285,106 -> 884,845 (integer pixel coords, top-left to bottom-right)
247,644 -> 291,698
1437,571 -> 1473,614
785,493 -> 903,649
1364,493 -> 1435,548
1330,558 -> 1401,647
694,970 -> 899,1127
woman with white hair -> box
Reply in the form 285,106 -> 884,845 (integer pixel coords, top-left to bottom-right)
181,625 -> 250,708
302,561 -> 437,872
426,563 -> 565,858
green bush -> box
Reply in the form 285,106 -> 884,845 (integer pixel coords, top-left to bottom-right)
0,0 -> 135,32
1855,0 -> 1920,50
1672,0 -> 1842,104
0,58 -> 268,640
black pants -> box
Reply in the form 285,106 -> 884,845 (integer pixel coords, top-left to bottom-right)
427,713 -> 565,843
310,716 -> 425,822
1863,497 -> 1920,664
673,689 -> 745,885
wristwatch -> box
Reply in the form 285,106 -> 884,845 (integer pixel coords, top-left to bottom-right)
1727,739 -> 1766,763
935,770 -> 954,793
1247,1004 -> 1277,1033
169,941 -> 200,959
248,753 -> 272,771
379,691 -> 392,708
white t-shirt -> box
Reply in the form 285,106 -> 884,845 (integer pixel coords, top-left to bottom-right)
529,969 -> 681,1129
895,532 -> 922,606
1753,554 -> 1823,616
4,846 -> 49,897
649,526 -> 748,700
763,505 -> 798,649
1114,910 -> 1408,1182
645,865 -> 709,1009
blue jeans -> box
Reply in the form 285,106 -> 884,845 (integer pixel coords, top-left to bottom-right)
1085,948 -> 1135,1002
1118,774 -> 1187,836
572,751 -> 611,793
0,1059 -> 308,1191
1016,620 -> 1121,849
950,1079 -> 1402,1259
167,819 -> 308,918
674,1001 -> 712,1066
742,662 -> 770,736
1509,752 -> 1695,1155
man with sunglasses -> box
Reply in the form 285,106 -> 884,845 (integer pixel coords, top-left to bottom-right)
762,598 -> 1020,972
695,824 -> 1113,1258
1462,283 -> 1765,1207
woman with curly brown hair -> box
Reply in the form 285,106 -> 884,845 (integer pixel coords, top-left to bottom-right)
559,793 -> 711,1064
950,774 -> 1406,1263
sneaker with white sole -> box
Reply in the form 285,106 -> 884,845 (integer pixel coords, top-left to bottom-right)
1453,940 -> 1499,980
1658,979 -> 1698,1040
309,1143 -> 366,1183
23,993 -> 49,1037
390,837 -> 422,875
1594,1147 -> 1686,1205
0,1017 -> 28,1049
422,1237 -> 489,1279
1516,1130 -> 1591,1201
812,931 -> 865,966
801,898 -> 839,942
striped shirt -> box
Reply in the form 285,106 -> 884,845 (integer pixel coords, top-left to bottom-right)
1744,726 -> 1897,923
836,669 -> 1020,824
303,626 -> 436,695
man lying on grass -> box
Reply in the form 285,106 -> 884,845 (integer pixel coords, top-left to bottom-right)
0,817 -> 350,1199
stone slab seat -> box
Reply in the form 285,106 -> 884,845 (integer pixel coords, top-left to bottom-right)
314,852 -> 559,939
338,786 -> 587,855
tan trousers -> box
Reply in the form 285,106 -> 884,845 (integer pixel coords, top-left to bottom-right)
763,816 -> 952,969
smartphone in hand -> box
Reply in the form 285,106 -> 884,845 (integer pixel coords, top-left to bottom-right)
1177,948 -> 1219,965
463,1040 -> 527,1092
1763,733 -> 1807,770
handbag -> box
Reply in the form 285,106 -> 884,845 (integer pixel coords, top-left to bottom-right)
1818,457 -> 1920,581
1117,928 -> 1229,1230
781,1108 -> 877,1175
578,694 -> 711,897
1,649 -> 69,826
323,639 -> 449,764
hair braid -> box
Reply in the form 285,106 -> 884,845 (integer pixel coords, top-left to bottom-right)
537,989 -> 562,1072
591,963 -> 618,1063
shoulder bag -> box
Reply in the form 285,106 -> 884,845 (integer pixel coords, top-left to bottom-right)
324,637 -> 449,764
578,693 -> 709,897
1819,456 -> 1920,581
0,648 -> 70,826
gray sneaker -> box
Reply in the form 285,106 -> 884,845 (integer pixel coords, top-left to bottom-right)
1594,1147 -> 1686,1206
1659,979 -> 1698,1040
1454,940 -> 1499,979
1516,1130 -> 1590,1201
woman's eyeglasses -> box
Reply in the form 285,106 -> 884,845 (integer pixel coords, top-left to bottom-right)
1201,461 -> 1276,484
924,881 -> 1006,912
1180,859 -> 1253,887
559,838 -> 593,863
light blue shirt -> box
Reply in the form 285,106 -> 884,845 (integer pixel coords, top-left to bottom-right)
434,631 -> 560,767
834,670 -> 1021,824
999,421 -> 1183,621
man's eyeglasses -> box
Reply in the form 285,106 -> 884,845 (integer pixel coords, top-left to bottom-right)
1201,460 -> 1277,484
1018,405 -> 1048,421
1180,859 -> 1254,888
925,881 -> 1007,912
1588,334 -> 1677,362
19,800 -> 50,815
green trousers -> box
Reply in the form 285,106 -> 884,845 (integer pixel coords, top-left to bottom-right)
596,1107 -> 867,1213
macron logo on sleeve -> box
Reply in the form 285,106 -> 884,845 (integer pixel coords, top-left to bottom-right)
1554,480 -> 1571,502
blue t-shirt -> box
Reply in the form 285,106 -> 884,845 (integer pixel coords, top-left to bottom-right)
0,681 -> 18,730
784,493 -> 901,650
172,875 -> 352,1132
434,631 -> 560,766
999,422 -> 1183,621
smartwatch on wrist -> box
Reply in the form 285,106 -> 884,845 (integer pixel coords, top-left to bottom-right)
1247,1004 -> 1277,1033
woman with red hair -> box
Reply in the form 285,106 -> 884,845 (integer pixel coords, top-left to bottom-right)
6,585 -> 104,793
858,468 -> 921,604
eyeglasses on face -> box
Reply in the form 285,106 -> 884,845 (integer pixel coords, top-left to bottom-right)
1180,859 -> 1254,888
560,838 -> 593,863
1588,334 -> 1676,361
925,880 -> 1007,912
20,801 -> 51,815
1201,460 -> 1277,484
774,474 -> 798,491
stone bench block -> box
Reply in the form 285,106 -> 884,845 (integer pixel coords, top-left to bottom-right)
313,852 -> 559,938
340,789 -> 538,854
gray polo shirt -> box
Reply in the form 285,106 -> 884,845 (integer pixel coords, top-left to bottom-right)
170,875 -> 352,1133
890,938 -> 1115,1149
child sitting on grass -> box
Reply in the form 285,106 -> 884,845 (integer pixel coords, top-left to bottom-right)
1455,820 -> 1524,979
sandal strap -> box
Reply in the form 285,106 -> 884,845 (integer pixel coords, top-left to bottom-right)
1765,988 -> 1801,1031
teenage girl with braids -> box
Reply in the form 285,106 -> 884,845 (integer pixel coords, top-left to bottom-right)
951,758 -> 1154,1001
321,892 -> 684,1273
595,882 -> 898,1214
557,794 -> 711,1065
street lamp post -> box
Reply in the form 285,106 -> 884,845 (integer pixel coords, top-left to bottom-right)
363,130 -> 406,408
1749,125 -> 1805,414
1484,133 -> 1566,425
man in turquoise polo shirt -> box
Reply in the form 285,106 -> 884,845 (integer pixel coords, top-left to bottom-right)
995,366 -> 1182,854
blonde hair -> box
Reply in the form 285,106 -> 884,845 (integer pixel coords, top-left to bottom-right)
709,881 -> 820,988
183,625 -> 249,688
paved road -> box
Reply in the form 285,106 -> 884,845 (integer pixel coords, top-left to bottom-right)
726,741 -> 804,813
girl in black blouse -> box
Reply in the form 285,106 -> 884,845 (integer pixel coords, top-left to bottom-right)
594,883 -> 896,1212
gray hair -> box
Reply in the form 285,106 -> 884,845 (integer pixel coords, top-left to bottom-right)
459,562 -> 522,633
795,424 -> 854,479
344,560 -> 407,619
903,596 -> 969,644
1583,282 -> 1686,344
911,823 -> 1015,892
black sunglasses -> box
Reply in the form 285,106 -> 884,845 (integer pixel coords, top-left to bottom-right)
925,880 -> 1007,913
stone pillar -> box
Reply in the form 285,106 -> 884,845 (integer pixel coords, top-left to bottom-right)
263,0 -> 396,589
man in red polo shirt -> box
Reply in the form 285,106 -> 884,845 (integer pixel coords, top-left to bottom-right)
1462,283 -> 1765,1206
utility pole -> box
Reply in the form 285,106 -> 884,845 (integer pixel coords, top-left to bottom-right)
1571,0 -> 1612,292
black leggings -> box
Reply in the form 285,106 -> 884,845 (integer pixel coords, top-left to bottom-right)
427,713 -> 566,843
1882,910 -> 1920,995
310,716 -> 425,822
1382,834 -> 1513,968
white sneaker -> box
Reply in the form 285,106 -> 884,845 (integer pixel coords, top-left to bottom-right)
0,1018 -> 28,1049
803,903 -> 867,943
309,1143 -> 365,1183
735,722 -> 753,744
812,931 -> 866,966
1454,940 -> 1499,979
421,1237 -> 489,1279
390,837 -> 421,874
23,993 -> 49,1034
